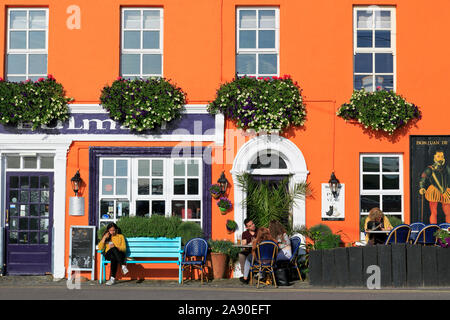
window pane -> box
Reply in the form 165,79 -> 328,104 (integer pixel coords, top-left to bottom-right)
29,31 -> 46,49
100,200 -> 114,219
382,174 -> 399,189
382,157 -> 399,172
124,10 -> 141,29
7,54 -> 26,75
10,31 -> 26,49
236,54 -> 256,74
142,54 -> 162,75
360,195 -> 380,212
116,160 -> 128,176
23,157 -> 37,169
239,10 -> 257,28
121,54 -> 140,75
117,201 -> 129,218
143,31 -> 159,49
28,54 -> 47,74
138,160 -> 150,176
172,200 -> 185,218
30,176 -> 39,188
138,178 -> 150,195
102,178 -> 114,195
363,174 -> 379,190
376,75 -> 393,90
102,160 -> 114,176
40,156 -> 54,169
375,11 -> 391,28
357,30 -> 372,48
29,11 -> 46,29
7,76 -> 26,82
187,179 -> 199,195
239,30 -> 256,49
188,201 -> 201,219
258,30 -> 275,49
116,178 -> 127,195
143,11 -> 160,29
362,157 -> 379,172
357,10 -> 373,28
20,176 -> 29,188
174,160 -> 185,176
152,179 -> 163,195
259,10 -> 275,28
174,178 -> 185,195
382,195 -> 401,212
375,53 -> 393,73
354,53 -> 372,73
259,54 -> 277,74
7,156 -> 21,169
152,201 -> 165,215
10,11 -> 27,29
136,200 -> 149,217
152,160 -> 163,176
187,160 -> 199,176
124,31 -> 141,49
375,30 -> 390,48
40,176 -> 49,188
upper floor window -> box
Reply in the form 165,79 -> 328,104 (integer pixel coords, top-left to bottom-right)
6,8 -> 48,82
353,6 -> 395,91
236,7 -> 279,77
121,8 -> 163,79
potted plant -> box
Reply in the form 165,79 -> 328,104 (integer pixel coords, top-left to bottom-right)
209,184 -> 222,199
434,229 -> 450,248
207,239 -> 238,279
226,220 -> 238,234
217,197 -> 232,214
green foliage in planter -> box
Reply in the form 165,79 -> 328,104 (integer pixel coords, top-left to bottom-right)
100,77 -> 186,132
208,239 -> 240,265
97,216 -> 203,245
337,89 -> 421,135
295,224 -> 341,250
226,219 -> 238,231
0,76 -> 72,130
207,75 -> 306,133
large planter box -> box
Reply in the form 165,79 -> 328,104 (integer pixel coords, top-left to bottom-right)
309,244 -> 450,287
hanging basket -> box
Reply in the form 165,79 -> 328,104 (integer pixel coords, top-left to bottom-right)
219,207 -> 228,214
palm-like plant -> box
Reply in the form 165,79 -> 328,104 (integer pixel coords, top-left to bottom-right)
236,173 -> 311,230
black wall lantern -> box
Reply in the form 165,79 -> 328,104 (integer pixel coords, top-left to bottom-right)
217,171 -> 229,195
71,170 -> 82,197
328,172 -> 341,198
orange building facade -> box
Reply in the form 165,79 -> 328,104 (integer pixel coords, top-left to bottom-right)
0,0 -> 449,280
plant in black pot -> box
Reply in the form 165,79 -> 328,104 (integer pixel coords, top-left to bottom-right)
226,220 -> 238,234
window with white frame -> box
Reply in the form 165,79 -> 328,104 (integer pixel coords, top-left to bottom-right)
6,154 -> 54,170
121,8 -> 163,79
99,157 -> 202,227
236,7 -> 279,77
360,154 -> 403,223
353,6 -> 395,91
6,8 -> 48,82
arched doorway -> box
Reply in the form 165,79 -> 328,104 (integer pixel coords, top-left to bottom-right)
231,134 -> 309,238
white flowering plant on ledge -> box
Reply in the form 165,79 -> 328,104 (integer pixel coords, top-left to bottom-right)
0,75 -> 72,130
337,89 -> 421,135
207,75 -> 306,133
100,77 -> 187,132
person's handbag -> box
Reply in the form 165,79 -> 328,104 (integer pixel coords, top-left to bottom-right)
274,267 -> 290,286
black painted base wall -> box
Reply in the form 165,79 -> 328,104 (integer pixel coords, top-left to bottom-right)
309,244 -> 450,287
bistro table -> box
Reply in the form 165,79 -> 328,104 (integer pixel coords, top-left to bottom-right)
365,230 -> 390,234
232,244 -> 252,249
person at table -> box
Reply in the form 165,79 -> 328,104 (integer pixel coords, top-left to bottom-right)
238,218 -> 258,279
239,227 -> 275,284
364,207 -> 393,245
269,220 -> 292,263
98,222 -> 129,285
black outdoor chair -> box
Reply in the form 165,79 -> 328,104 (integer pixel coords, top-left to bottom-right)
385,224 -> 411,244
413,224 -> 440,246
409,222 -> 426,243
181,238 -> 208,284
250,240 -> 278,288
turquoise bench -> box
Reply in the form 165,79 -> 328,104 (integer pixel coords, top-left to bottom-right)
98,237 -> 183,284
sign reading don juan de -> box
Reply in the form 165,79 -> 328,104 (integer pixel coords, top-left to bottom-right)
0,113 -> 215,135
410,135 -> 450,225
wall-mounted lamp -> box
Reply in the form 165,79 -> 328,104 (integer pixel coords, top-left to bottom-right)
71,170 -> 82,197
328,172 -> 341,198
217,171 -> 229,195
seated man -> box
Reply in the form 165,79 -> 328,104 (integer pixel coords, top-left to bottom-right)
238,218 -> 257,282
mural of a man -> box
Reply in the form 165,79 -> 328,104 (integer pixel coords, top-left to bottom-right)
419,150 -> 450,224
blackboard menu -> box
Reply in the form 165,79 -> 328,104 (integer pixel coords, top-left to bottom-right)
69,226 -> 96,270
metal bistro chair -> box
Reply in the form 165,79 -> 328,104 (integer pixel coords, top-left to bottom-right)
250,240 -> 279,288
385,224 -> 411,244
409,222 -> 426,243
181,238 -> 208,284
288,236 -> 303,281
413,224 -> 440,246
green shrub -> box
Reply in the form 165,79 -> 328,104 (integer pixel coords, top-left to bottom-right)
177,221 -> 204,245
208,239 -> 240,265
386,215 -> 403,228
